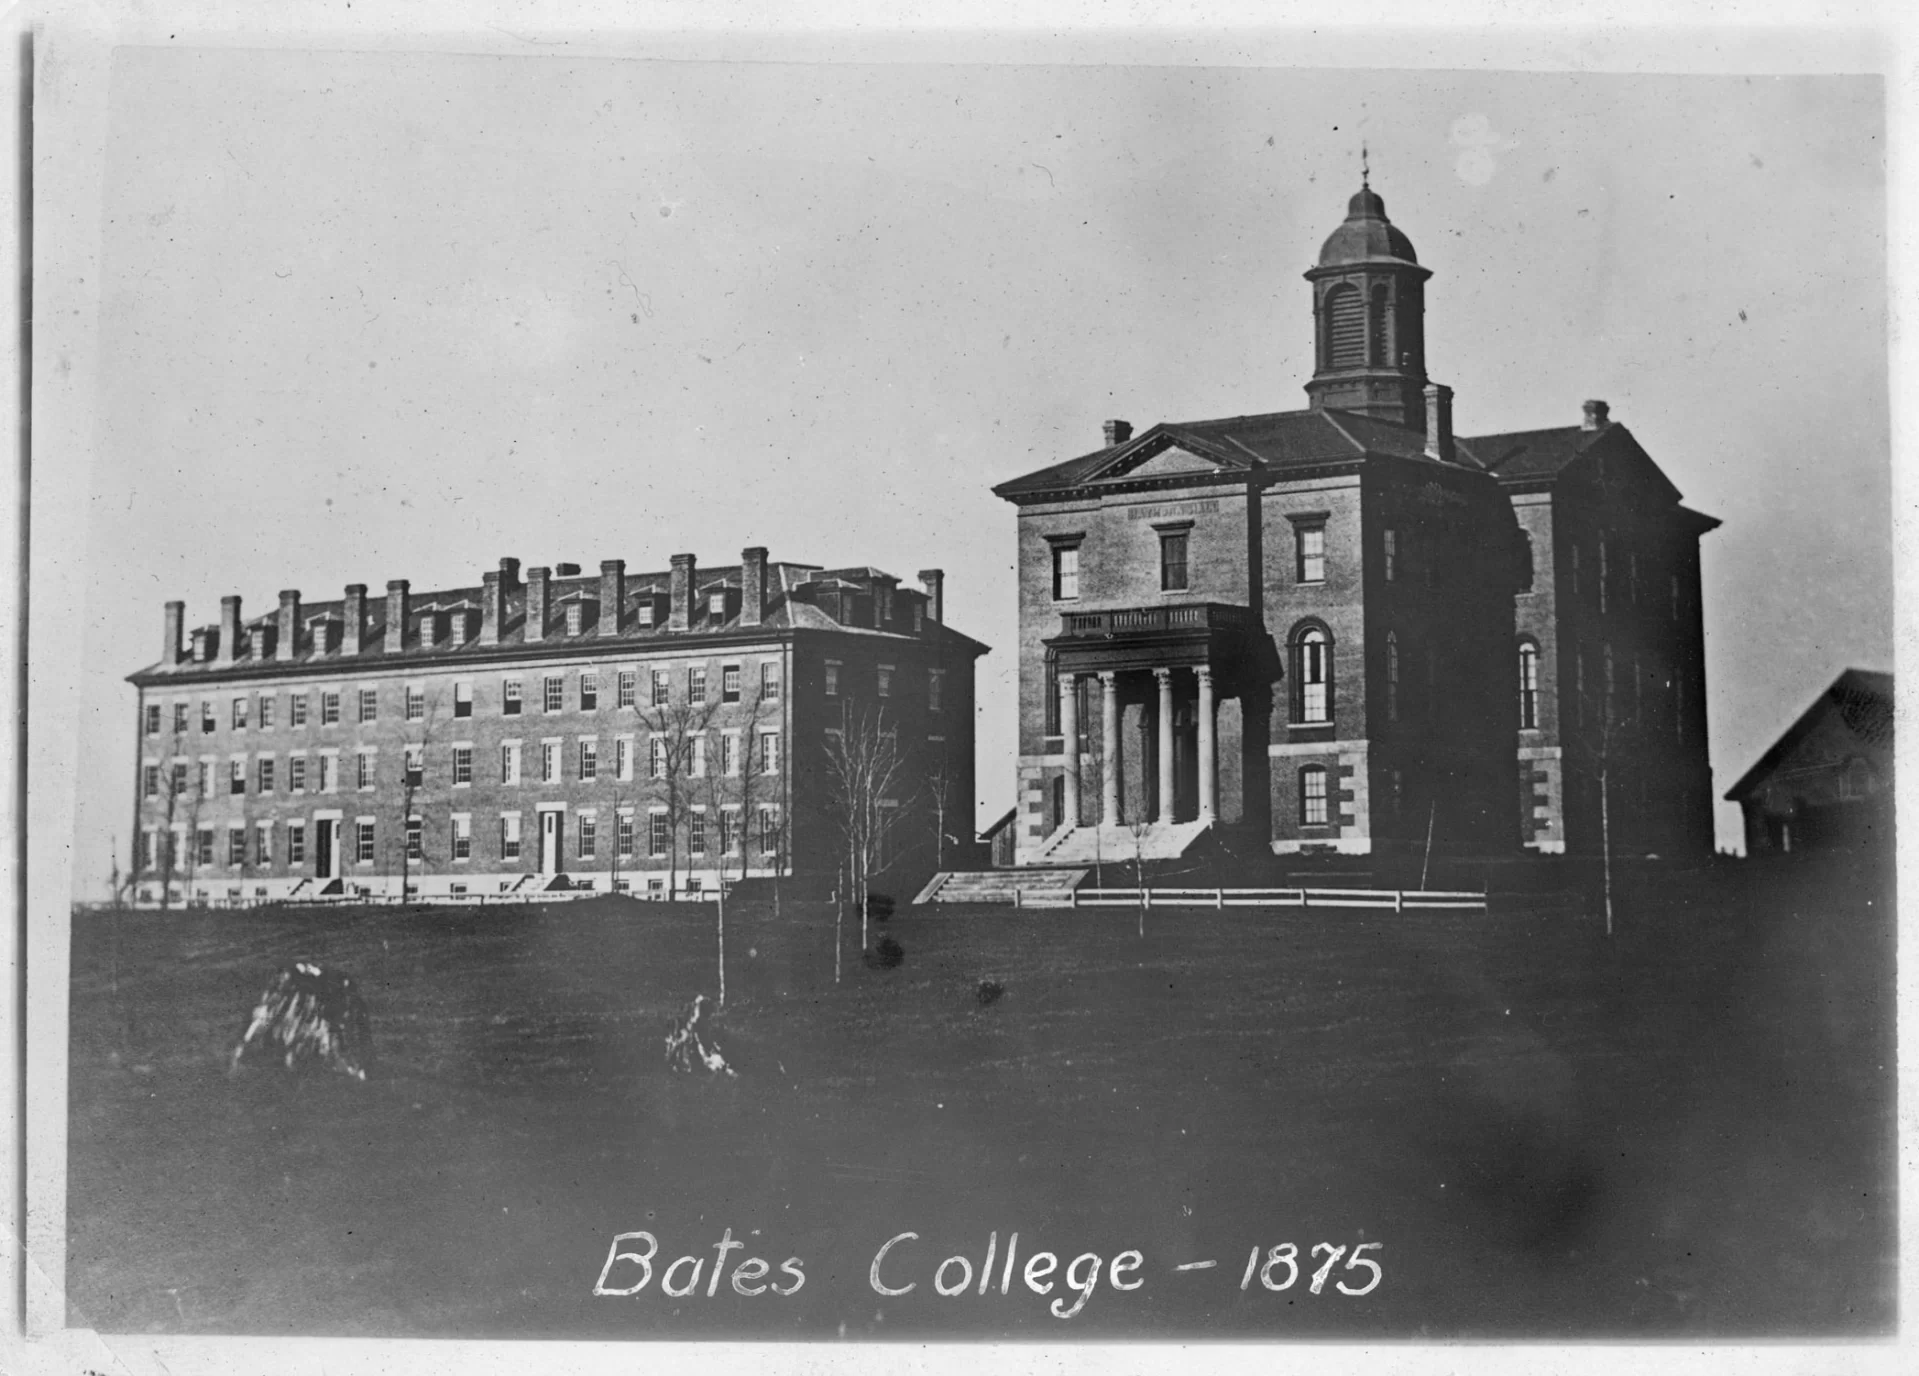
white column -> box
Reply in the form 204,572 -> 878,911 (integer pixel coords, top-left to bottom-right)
1196,665 -> 1217,824
1059,673 -> 1080,829
1155,668 -> 1176,824
1099,671 -> 1120,828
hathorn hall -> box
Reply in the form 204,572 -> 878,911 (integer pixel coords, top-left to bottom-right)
992,180 -> 1718,871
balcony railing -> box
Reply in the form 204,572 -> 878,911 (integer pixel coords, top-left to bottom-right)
1056,602 -> 1251,638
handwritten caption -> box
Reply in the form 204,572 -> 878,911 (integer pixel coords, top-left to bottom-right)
594,1228 -> 1380,1319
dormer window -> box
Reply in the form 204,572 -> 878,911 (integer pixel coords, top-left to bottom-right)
709,590 -> 727,618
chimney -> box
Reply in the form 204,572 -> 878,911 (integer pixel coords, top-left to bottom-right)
217,596 -> 242,665
741,547 -> 768,628
1104,419 -> 1133,446
498,557 -> 521,590
1582,398 -> 1610,431
600,560 -> 625,635
525,567 -> 551,643
1424,383 -> 1454,463
385,580 -> 409,654
276,591 -> 300,661
481,573 -> 503,646
918,569 -> 944,626
342,584 -> 367,656
669,554 -> 696,632
163,600 -> 185,668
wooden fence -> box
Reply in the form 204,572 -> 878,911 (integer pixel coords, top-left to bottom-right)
1012,885 -> 1487,912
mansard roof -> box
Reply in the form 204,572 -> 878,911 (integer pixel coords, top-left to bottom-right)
131,559 -> 987,685
992,406 -> 1479,503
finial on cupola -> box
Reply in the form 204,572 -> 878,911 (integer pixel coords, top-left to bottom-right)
1361,139 -> 1370,189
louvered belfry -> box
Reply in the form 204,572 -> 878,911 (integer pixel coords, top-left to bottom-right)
1303,180 -> 1432,426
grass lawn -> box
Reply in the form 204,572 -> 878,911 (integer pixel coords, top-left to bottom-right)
66,858 -> 1894,1340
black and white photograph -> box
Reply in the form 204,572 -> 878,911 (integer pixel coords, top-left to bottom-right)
15,6 -> 1907,1370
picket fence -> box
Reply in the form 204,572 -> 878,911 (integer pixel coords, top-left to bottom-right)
1011,885 -> 1487,912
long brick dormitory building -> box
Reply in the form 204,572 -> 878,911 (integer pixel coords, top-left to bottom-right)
992,179 -> 1719,871
127,552 -> 985,905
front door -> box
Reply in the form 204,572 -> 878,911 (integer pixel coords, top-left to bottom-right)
315,819 -> 335,878
541,811 -> 561,874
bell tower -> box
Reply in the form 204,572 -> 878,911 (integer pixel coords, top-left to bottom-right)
1303,171 -> 1432,427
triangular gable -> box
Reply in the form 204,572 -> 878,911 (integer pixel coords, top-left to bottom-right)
1565,426 -> 1684,507
1079,428 -> 1253,486
1117,444 -> 1221,480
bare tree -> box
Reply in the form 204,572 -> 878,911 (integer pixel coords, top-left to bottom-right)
137,729 -> 191,910
638,688 -> 720,899
925,748 -> 960,874
822,700 -> 911,971
1568,642 -> 1632,936
390,686 -> 446,903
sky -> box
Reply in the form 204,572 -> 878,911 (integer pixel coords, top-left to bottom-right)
65,50 -> 1889,894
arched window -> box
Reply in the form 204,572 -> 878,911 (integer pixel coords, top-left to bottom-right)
1385,632 -> 1400,723
1291,624 -> 1332,724
1518,640 -> 1539,729
1368,284 -> 1391,366
1299,765 -> 1329,826
1326,284 -> 1364,369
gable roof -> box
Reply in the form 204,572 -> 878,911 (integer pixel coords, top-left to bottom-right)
1724,668 -> 1895,802
992,406 -> 1477,502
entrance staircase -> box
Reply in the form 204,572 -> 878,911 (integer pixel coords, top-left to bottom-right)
1030,819 -> 1213,866
915,868 -> 1088,905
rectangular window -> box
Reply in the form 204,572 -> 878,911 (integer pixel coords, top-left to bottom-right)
649,813 -> 669,857
1383,527 -> 1397,583
197,828 -> 214,867
1159,531 -> 1190,591
1297,524 -> 1326,583
501,814 -> 522,861
454,681 -> 472,718
759,730 -> 780,774
877,664 -> 894,698
761,662 -> 781,700
258,697 -> 274,730
688,666 -> 707,705
617,670 -> 637,709
824,660 -> 841,697
719,809 -> 739,855
709,589 -> 728,619
580,672 -> 599,711
358,688 -> 378,723
290,693 -> 309,728
138,830 -> 155,871
689,811 -> 706,856
499,741 -> 519,784
356,823 -> 377,864
357,751 -> 375,790
1598,538 -> 1609,613
617,814 -> 635,857
231,697 -> 248,731
453,744 -> 474,786
404,746 -> 423,788
452,815 -> 471,860
651,669 -> 670,706
171,760 -> 187,796
578,814 -> 597,860
690,735 -> 706,778
321,690 -> 341,725
541,741 -> 560,784
228,829 -> 247,867
406,818 -> 424,861
721,733 -> 739,777
759,806 -> 779,854
722,664 -> 741,703
257,757 -> 276,793
649,737 -> 666,779
197,759 -> 212,794
173,702 -> 189,733
227,758 -> 247,795
543,676 -> 563,713
579,738 -> 598,781
143,763 -> 160,798
201,701 -> 216,734
1053,544 -> 1080,600
1299,767 -> 1329,826
929,669 -> 945,713
288,823 -> 306,865
503,679 -> 523,715
289,756 -> 307,793
405,685 -> 425,721
616,737 -> 633,780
